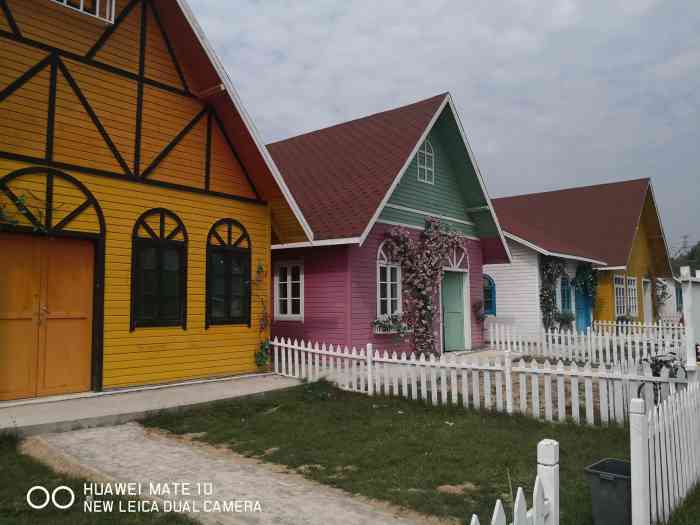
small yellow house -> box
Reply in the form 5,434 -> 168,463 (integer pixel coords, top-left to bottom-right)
0,0 -> 312,401
485,179 -> 673,335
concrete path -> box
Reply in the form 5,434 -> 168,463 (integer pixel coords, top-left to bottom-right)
1,374 -> 299,436
27,423 -> 446,525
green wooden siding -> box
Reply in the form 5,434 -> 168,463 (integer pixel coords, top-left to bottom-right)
378,107 -> 498,238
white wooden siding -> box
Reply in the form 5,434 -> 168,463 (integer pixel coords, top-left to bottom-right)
484,240 -> 542,337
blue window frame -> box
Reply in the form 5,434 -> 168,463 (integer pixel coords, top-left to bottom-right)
560,276 -> 572,313
483,275 -> 496,315
676,284 -> 684,313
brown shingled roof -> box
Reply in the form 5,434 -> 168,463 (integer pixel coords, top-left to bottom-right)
492,178 -> 653,267
267,94 -> 447,240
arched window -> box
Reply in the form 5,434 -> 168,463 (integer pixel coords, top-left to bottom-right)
483,275 -> 496,316
131,208 -> 188,330
377,241 -> 401,318
206,219 -> 251,327
417,139 -> 435,184
446,246 -> 469,271
560,275 -> 572,313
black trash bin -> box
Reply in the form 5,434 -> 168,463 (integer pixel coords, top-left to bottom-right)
584,458 -> 631,525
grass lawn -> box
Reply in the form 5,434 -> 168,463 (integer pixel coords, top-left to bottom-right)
143,381 -> 631,524
0,434 -> 195,525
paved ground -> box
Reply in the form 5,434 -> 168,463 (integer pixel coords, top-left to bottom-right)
26,423 -> 448,525
1,374 -> 300,436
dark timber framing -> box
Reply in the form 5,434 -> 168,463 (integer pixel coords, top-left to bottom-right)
130,207 -> 189,331
205,218 -> 252,329
0,9 -> 266,205
134,0 -> 147,177
0,0 -> 20,37
0,167 -> 107,392
147,0 -> 189,93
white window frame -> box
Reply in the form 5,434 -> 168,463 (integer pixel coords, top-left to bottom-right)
274,260 -> 304,321
377,242 -> 402,318
614,275 -> 627,318
416,139 -> 435,185
51,0 -> 116,24
627,276 -> 638,317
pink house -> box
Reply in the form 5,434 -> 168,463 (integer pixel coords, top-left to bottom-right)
268,93 -> 510,353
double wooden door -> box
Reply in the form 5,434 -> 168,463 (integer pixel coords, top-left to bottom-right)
0,234 -> 93,401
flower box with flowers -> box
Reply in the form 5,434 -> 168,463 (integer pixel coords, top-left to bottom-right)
372,314 -> 412,335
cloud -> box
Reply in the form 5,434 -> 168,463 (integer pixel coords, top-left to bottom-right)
188,0 -> 700,250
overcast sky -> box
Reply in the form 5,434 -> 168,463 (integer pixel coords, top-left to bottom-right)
188,0 -> 699,252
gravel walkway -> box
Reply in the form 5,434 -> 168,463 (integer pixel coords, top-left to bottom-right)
26,423 -> 449,525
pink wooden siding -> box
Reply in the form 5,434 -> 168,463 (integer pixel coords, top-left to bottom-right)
271,246 -> 350,346
271,224 -> 486,352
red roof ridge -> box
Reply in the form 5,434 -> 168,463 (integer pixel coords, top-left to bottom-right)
494,177 -> 650,202
267,93 -> 448,147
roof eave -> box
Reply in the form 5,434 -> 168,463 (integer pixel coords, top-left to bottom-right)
504,232 -> 608,266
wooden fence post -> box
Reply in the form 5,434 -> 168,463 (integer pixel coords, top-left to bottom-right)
366,343 -> 374,396
537,439 -> 559,525
680,266 -> 697,376
630,398 -> 650,525
505,351 -> 513,414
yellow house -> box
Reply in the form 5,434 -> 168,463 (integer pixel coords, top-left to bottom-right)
488,178 -> 673,334
0,0 -> 312,401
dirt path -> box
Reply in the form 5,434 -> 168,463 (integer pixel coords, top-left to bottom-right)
24,423 -> 454,525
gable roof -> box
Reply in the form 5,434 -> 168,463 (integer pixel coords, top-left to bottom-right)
493,178 -> 670,269
156,0 -> 313,241
267,94 -> 447,242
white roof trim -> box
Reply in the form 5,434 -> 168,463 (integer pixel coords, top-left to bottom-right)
358,95 -> 450,247
175,0 -> 314,242
272,237 -> 361,250
504,232 -> 608,265
595,266 -> 627,271
384,203 -> 474,226
446,94 -> 512,263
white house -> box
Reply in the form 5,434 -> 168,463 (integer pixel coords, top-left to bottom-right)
483,179 -> 674,337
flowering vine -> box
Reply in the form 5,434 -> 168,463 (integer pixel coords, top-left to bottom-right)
383,218 -> 464,355
540,255 -> 566,330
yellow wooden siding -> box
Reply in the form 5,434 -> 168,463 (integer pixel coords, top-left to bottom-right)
0,65 -> 49,158
63,59 -> 138,171
594,272 -> 614,321
0,39 -> 49,92
140,85 -> 201,169
143,2 -> 184,90
1,158 -> 271,387
53,74 -> 124,173
93,1 -> 142,75
149,116 -> 206,189
270,196 -> 307,243
7,0 -> 119,56
627,218 -> 654,322
0,8 -> 10,32
209,123 -> 256,198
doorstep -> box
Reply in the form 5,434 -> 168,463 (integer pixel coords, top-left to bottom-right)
0,373 -> 300,437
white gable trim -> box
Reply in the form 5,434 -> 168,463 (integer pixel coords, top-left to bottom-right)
358,94 -> 511,265
445,94 -> 511,263
272,237 -> 361,250
384,203 -> 474,226
358,95 -> 450,246
175,0 -> 314,242
504,232 -> 608,266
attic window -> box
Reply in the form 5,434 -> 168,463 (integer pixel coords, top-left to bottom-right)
417,139 -> 435,185
51,0 -> 116,24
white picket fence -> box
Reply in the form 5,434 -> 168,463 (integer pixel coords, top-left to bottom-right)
631,382 -> 700,525
272,338 -> 687,426
470,440 -> 559,525
489,323 -> 686,366
594,320 -> 685,341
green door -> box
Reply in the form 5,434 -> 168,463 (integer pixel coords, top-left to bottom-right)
442,272 -> 466,351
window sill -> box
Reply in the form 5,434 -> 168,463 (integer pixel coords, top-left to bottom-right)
274,316 -> 304,323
